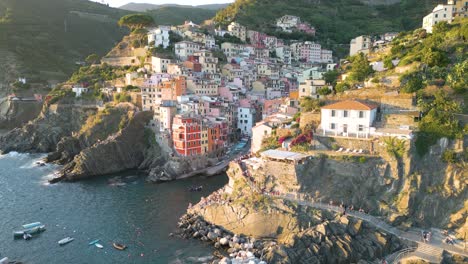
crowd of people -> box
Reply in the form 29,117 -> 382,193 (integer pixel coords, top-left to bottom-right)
194,188 -> 231,209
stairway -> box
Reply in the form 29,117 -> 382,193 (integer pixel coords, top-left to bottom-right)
397,243 -> 444,263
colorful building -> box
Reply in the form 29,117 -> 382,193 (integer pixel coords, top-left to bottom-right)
172,115 -> 202,156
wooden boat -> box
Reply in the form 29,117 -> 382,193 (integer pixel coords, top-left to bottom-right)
13,225 -> 46,238
22,222 -> 42,229
95,243 -> 103,249
58,237 -> 74,246
112,243 -> 127,251
88,239 -> 100,245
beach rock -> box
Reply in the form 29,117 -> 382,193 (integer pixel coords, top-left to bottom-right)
220,237 -> 229,246
207,232 -> 218,241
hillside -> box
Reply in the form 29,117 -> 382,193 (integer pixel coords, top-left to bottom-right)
119,2 -> 230,12
145,6 -> 218,25
0,0 -> 130,83
214,0 -> 440,54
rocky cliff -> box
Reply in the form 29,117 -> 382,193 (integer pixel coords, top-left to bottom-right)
181,166 -> 407,263
57,110 -> 165,181
0,97 -> 171,182
0,98 -> 96,154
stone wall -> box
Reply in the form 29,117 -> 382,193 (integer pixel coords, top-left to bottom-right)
383,113 -> 418,129
300,112 -> 320,129
315,135 -> 375,153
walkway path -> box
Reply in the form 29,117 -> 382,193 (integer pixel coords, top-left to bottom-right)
177,141 -> 251,180
279,195 -> 468,263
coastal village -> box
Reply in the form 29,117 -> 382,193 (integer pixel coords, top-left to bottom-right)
70,13 -> 417,161
0,0 -> 467,263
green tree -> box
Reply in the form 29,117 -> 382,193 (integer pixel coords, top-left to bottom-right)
401,72 -> 424,93
322,70 -> 339,85
416,92 -> 463,156
335,82 -> 350,93
85,54 -> 100,65
118,14 -> 154,30
447,60 -> 467,93
422,48 -> 449,67
300,97 -> 322,112
349,53 -> 374,82
383,56 -> 394,69
317,87 -> 332,96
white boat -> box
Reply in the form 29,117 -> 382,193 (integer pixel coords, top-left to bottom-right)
22,222 -> 42,229
0,257 -> 9,264
58,237 -> 74,246
95,243 -> 103,249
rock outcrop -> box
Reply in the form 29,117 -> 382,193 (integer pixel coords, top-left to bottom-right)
0,98 -> 96,154
57,110 -> 164,181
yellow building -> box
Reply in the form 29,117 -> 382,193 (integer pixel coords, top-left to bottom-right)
448,0 -> 468,17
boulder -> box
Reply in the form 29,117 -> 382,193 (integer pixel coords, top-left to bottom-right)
220,237 -> 229,246
207,231 -> 218,241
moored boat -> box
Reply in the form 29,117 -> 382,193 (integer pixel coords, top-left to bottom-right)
88,239 -> 100,245
112,243 -> 127,251
13,225 -> 46,238
22,222 -> 42,229
58,237 -> 74,246
95,243 -> 103,249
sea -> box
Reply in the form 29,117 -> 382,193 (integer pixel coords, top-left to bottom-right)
0,152 -> 228,263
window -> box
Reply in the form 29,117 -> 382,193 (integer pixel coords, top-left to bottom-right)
359,111 -> 365,118
331,110 -> 336,117
343,110 -> 348,118
330,123 -> 336,130
358,125 -> 364,132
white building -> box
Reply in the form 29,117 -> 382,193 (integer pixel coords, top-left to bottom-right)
147,26 -> 170,48
298,79 -> 331,99
175,41 -> 202,60
227,22 -> 247,42
275,46 -> 292,64
238,107 -> 256,136
151,56 -> 173,73
349,35 -> 372,56
320,100 -> 378,138
72,87 -> 89,97
320,49 -> 333,63
422,4 -> 454,33
276,15 -> 301,32
251,122 -> 274,153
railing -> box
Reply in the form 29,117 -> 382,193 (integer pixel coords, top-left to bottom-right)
391,247 -> 418,264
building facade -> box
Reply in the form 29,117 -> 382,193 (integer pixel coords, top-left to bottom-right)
320,100 -> 377,138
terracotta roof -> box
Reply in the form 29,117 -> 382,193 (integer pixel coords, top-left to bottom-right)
321,100 -> 377,111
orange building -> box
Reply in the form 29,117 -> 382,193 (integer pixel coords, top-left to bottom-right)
161,76 -> 187,101
172,115 -> 201,156
207,120 -> 228,154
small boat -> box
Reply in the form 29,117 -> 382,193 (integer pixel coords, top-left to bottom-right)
0,257 -> 9,264
189,186 -> 203,192
88,239 -> 100,245
22,222 -> 42,229
13,225 -> 46,238
58,237 -> 74,246
113,243 -> 127,251
95,243 -> 103,249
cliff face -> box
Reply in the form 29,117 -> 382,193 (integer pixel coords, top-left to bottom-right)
0,99 -> 96,154
58,110 -> 165,181
225,137 -> 467,237
0,98 -> 169,182
184,163 -> 406,263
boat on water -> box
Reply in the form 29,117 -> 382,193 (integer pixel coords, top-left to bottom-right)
13,225 -> 46,239
0,257 -> 9,264
95,243 -> 103,249
22,222 -> 42,229
112,243 -> 127,251
58,237 -> 74,246
189,186 -> 203,192
88,239 -> 100,245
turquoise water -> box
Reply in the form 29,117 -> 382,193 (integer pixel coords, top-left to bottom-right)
0,152 -> 228,263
